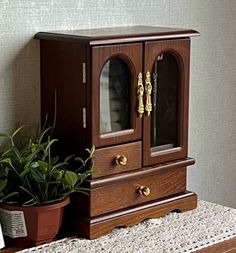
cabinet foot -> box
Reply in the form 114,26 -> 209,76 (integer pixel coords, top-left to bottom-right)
74,191 -> 197,239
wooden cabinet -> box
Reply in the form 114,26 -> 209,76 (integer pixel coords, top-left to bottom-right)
35,26 -> 200,239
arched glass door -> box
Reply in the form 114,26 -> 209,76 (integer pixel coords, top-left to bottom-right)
143,39 -> 190,166
151,53 -> 179,152
91,43 -> 142,148
100,58 -> 131,134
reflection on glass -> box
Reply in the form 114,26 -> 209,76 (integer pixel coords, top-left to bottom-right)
151,53 -> 179,152
100,58 -> 130,134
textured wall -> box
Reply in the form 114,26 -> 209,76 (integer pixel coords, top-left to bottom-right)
0,0 -> 236,207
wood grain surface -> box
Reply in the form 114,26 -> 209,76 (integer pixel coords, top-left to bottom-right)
93,141 -> 142,178
90,167 -> 187,216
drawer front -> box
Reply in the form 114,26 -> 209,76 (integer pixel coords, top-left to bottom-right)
93,142 -> 142,178
90,167 -> 186,216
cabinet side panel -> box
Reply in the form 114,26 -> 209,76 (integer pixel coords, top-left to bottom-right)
40,41 -> 88,155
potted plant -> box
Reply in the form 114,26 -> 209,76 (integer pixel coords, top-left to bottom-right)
0,126 -> 94,246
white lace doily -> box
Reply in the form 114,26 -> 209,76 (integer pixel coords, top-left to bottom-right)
16,200 -> 236,253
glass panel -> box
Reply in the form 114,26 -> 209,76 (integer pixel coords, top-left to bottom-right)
100,58 -> 131,134
151,53 -> 179,152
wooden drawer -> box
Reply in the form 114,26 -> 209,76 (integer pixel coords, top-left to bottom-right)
92,142 -> 142,178
90,166 -> 186,216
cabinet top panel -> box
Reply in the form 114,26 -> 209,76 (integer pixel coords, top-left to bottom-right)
35,26 -> 200,45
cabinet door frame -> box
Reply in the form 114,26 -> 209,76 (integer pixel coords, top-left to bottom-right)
91,43 -> 143,148
143,39 -> 190,166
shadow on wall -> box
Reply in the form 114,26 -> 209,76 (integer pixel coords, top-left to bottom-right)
10,37 -> 40,134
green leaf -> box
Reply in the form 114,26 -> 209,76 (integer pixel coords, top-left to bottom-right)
19,186 -> 39,203
52,161 -> 68,171
30,168 -> 45,183
64,154 -> 75,163
51,156 -> 59,165
27,145 -> 43,158
0,132 -> 11,138
1,191 -> 19,201
0,158 -> 12,165
11,125 -> 25,139
90,145 -> 96,156
64,171 -> 78,187
38,127 -> 52,144
52,170 -> 63,181
74,189 -> 90,196
74,157 -> 85,164
11,146 -> 21,160
0,179 -> 7,192
22,198 -> 37,206
45,139 -> 58,153
20,161 -> 32,177
74,187 -> 90,192
30,161 -> 40,169
1,148 -> 11,158
85,145 -> 96,157
37,161 -> 48,172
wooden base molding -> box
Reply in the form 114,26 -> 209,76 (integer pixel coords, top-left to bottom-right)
74,191 -> 197,239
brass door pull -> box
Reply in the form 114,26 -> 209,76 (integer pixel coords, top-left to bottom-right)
145,71 -> 152,116
137,72 -> 144,118
138,186 -> 151,196
115,155 -> 128,166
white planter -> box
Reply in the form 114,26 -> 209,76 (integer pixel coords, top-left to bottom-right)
0,223 -> 5,249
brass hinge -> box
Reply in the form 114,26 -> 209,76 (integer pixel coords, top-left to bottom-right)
82,62 -> 86,84
82,107 -> 86,128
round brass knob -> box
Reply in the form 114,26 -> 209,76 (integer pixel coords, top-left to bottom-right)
115,155 -> 128,166
138,186 -> 151,196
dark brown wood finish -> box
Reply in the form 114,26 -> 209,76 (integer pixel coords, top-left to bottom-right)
143,39 -> 190,166
35,26 -> 200,45
90,166 -> 186,216
93,141 -> 142,178
194,238 -> 236,253
75,191 -> 197,239
91,157 -> 195,188
91,43 -> 142,147
1,247 -> 23,253
35,26 -> 199,241
40,40 -> 88,155
65,158 -> 194,228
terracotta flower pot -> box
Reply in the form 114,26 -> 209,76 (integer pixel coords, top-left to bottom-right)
0,198 -> 70,247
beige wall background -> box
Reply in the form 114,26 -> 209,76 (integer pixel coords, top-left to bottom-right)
0,0 -> 236,207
